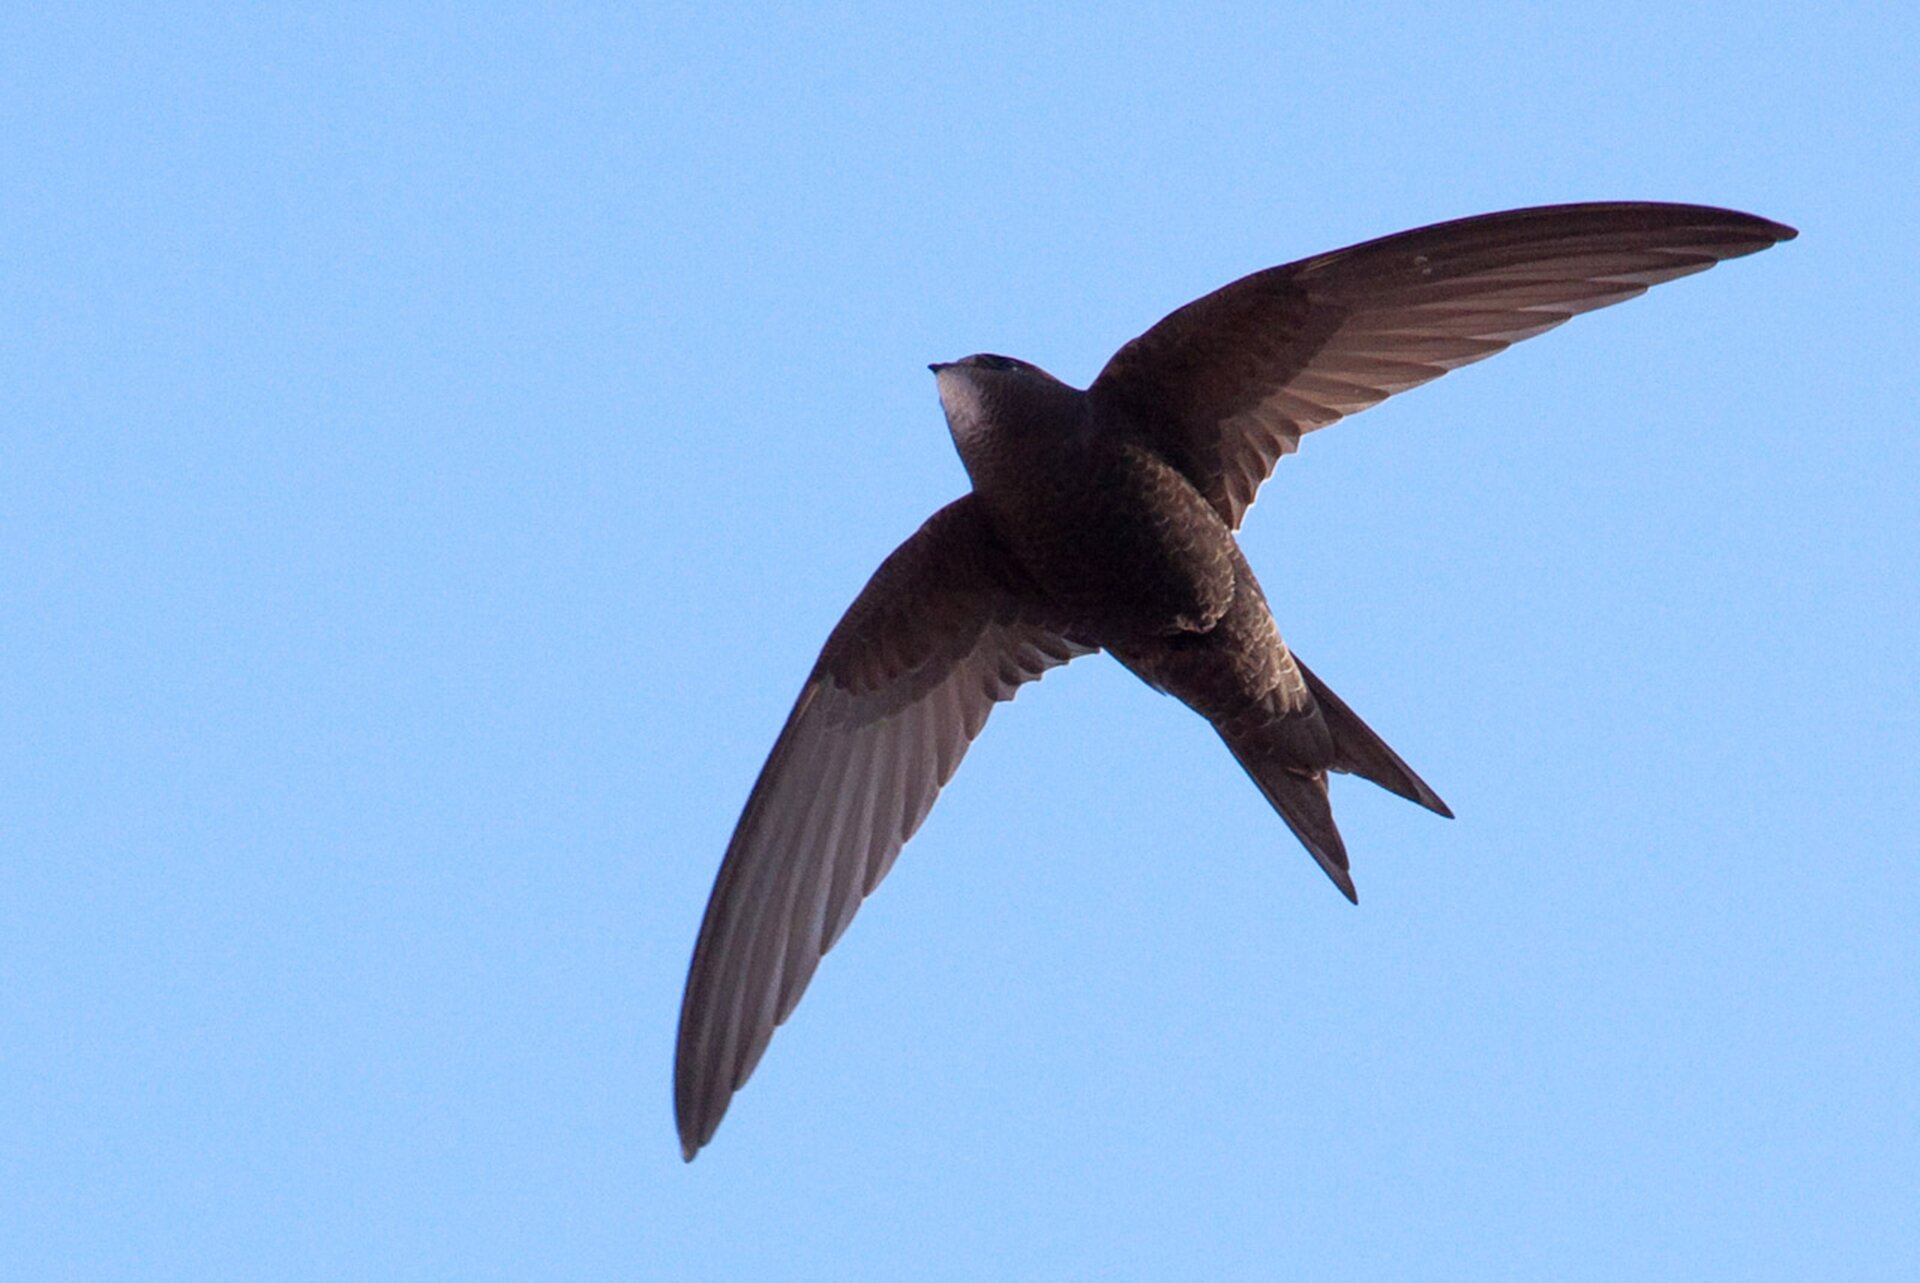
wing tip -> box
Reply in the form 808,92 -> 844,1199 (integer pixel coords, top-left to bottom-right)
1747,212 -> 1798,243
676,1100 -> 714,1162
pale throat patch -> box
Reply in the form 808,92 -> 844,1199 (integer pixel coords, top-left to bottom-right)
935,372 -> 995,448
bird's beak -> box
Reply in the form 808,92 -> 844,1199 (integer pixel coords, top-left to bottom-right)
928,362 -> 951,374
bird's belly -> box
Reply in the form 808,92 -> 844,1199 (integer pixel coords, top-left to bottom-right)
981,445 -> 1238,640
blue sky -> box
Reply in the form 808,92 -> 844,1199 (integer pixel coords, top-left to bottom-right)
6,3 -> 1916,1279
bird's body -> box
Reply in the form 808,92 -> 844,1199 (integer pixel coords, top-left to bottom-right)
937,359 -> 1375,875
945,367 -> 1238,641
675,202 -> 1795,1159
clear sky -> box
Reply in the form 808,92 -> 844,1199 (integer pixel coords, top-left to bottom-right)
6,3 -> 1916,1279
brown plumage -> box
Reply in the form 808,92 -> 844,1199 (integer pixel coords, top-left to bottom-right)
676,202 -> 1796,1159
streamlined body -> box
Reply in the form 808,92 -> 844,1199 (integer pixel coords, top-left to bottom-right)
675,202 -> 1795,1159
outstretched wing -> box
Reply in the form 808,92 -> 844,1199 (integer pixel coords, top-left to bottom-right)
1090,202 -> 1796,528
675,496 -> 1091,1159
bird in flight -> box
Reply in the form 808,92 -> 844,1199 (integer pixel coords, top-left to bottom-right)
675,202 -> 1795,1159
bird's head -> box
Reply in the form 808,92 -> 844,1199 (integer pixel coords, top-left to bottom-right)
929,354 -> 1079,461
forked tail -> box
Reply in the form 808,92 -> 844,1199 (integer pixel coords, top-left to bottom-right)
1295,657 -> 1452,819
1218,739 -> 1358,902
1216,656 -> 1450,903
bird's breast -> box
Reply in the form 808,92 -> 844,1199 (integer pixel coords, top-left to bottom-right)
971,438 -> 1239,641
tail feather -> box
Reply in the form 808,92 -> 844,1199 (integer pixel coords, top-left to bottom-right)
1218,728 -> 1357,903
1294,657 -> 1452,819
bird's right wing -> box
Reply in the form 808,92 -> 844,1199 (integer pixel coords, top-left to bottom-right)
675,496 -> 1092,1160
1089,202 -> 1796,528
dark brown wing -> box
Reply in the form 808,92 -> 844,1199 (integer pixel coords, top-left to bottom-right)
1089,202 -> 1796,528
674,496 -> 1091,1160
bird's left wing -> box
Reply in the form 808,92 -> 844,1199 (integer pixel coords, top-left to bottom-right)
1089,202 -> 1795,528
675,495 -> 1091,1159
